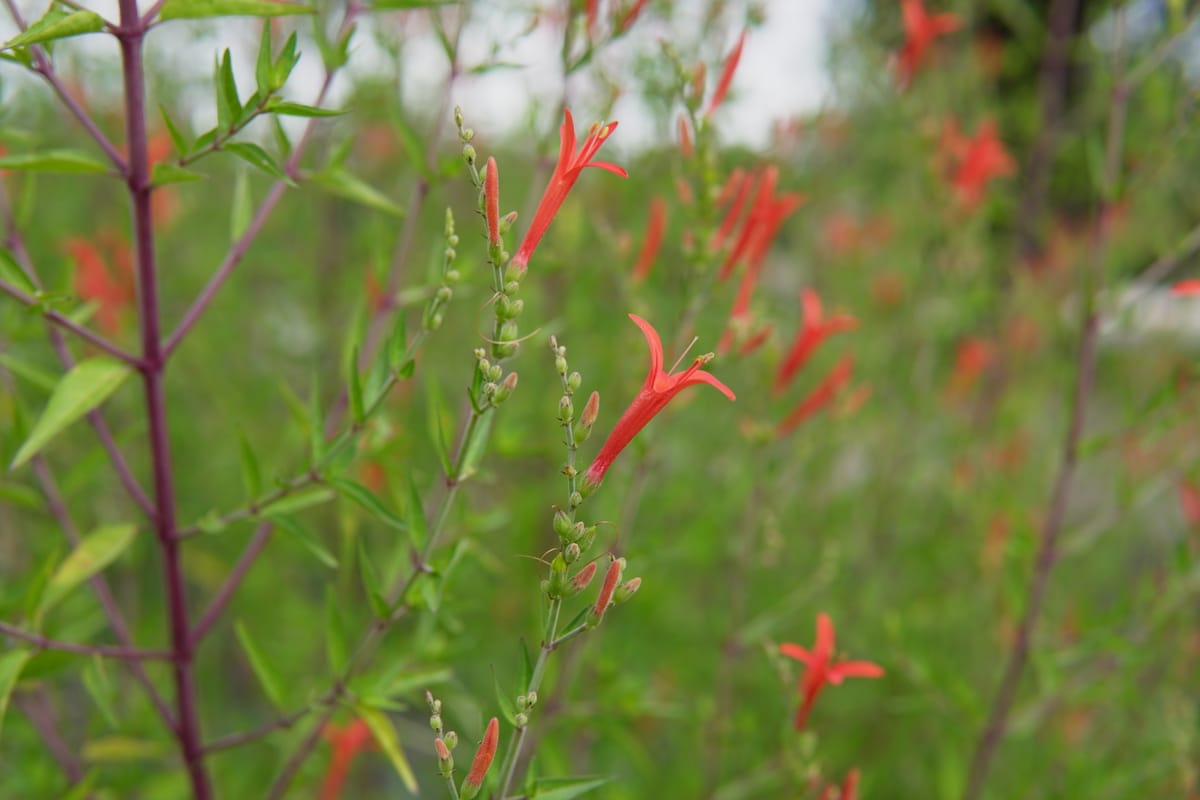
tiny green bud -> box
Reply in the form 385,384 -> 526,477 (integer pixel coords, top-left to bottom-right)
462,127 -> 474,141
473,348 -> 486,360
553,510 -> 573,537
462,143 -> 476,164
514,711 -> 528,727
446,269 -> 461,285
568,491 -> 583,510
504,280 -> 521,295
454,105 -> 464,127
436,286 -> 453,303
516,694 -> 528,711
564,541 -> 581,563
525,691 -> 537,707
499,320 -> 519,342
478,357 -> 491,373
431,714 -> 443,731
428,312 -> 444,331
614,577 -> 641,604
448,234 -> 460,246
554,356 -> 568,376
493,372 -> 518,403
444,731 -> 458,749
569,521 -> 586,542
567,371 -> 582,392
487,364 -> 503,381
558,395 -> 573,423
500,210 -> 518,233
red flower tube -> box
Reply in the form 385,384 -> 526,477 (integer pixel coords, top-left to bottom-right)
484,156 -> 500,247
780,613 -> 883,730
896,0 -> 960,88
581,314 -> 735,492
631,197 -> 667,283
706,30 -> 747,117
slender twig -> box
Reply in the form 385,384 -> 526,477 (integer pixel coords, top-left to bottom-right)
0,0 -> 127,173
115,3 -> 211,796
176,470 -> 319,539
31,457 -> 176,728
15,688 -> 86,784
963,11 -> 1129,797
0,620 -> 174,660
190,522 -> 273,645
202,702 -> 319,754
0,279 -> 144,367
0,184 -> 156,519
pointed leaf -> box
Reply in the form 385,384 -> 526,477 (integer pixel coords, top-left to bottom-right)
150,161 -> 204,186
235,620 -> 285,709
347,347 -> 364,423
330,477 -> 405,531
225,141 -> 294,185
238,433 -> 262,498
324,587 -> 349,673
215,49 -> 239,131
269,514 -> 337,568
358,539 -> 390,618
0,150 -> 109,174
258,485 -> 335,516
530,776 -> 612,800
0,649 -> 30,743
38,523 -> 136,618
311,168 -> 403,216
0,248 -> 35,294
160,0 -> 314,20
355,705 -> 419,794
266,99 -> 344,117
255,21 -> 273,97
5,7 -> 105,49
0,353 -> 57,392
404,476 -> 427,551
493,667 -> 518,726
160,105 -> 190,155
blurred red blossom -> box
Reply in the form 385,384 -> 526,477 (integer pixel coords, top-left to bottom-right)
631,197 -> 666,283
706,30 -> 747,117
777,356 -> 856,435
774,290 -> 857,394
940,119 -> 1015,209
320,718 -> 375,800
68,235 -> 135,337
896,0 -> 961,88
817,768 -> 860,800
581,314 -> 735,491
780,613 -> 884,730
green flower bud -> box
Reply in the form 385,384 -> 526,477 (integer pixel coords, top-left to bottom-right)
553,510 -> 573,538
567,371 -> 582,392
444,731 -> 458,749
614,577 -> 641,604
462,143 -> 476,164
558,395 -> 573,423
514,711 -> 528,727
564,541 -> 581,563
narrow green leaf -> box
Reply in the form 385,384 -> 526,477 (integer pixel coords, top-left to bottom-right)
214,50 -> 237,132
457,408 -> 494,482
82,656 -> 118,729
530,776 -> 612,800
0,481 -> 44,510
60,772 -> 97,800
160,104 -> 190,155
311,168 -> 403,216
492,668 -> 518,726
425,380 -> 452,476
235,620 -> 285,709
324,587 -> 349,674
354,705 -> 419,794
391,111 -> 430,179
230,167 -> 251,242
21,545 -> 60,623
150,161 -> 204,186
269,514 -> 337,568
255,21 -> 273,97
0,149 -> 109,174
160,0 -> 315,20
266,99 -> 344,117
308,370 -> 323,462
404,476 -> 427,551
82,736 -> 167,762
12,357 -> 133,469
39,523 -> 136,618
0,353 -> 57,392
271,31 -> 300,87
258,485 -> 335,516
5,6 -> 105,49
225,141 -> 294,185
271,116 -> 293,159
0,649 -> 30,743
519,639 -> 533,694
347,347 -> 364,423
357,540 -> 390,618
0,248 -> 35,294
238,433 -> 262,498
331,478 -> 407,531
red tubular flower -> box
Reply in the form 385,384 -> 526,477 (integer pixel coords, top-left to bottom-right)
712,170 -> 754,253
68,238 -> 133,336
706,30 -> 747,117
779,613 -> 883,730
461,717 -> 499,799
585,0 -> 598,39
950,120 -> 1014,208
896,0 -> 961,88
1173,280 -> 1200,296
677,114 -> 694,158
718,166 -> 804,281
777,356 -> 855,435
510,108 -> 627,276
484,156 -> 501,247
631,197 -> 667,283
774,290 -> 857,393
618,0 -> 650,32
593,558 -> 623,616
320,718 -> 376,800
582,314 -> 735,490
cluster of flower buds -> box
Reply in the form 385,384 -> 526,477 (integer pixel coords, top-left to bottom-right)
585,556 -> 640,628
426,692 -> 498,799
472,348 -> 519,411
422,208 -> 462,333
513,690 -> 538,728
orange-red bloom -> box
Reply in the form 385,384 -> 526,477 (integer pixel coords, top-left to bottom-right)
462,717 -> 499,798
817,768 -> 860,800
774,290 -> 857,393
582,315 -> 735,490
896,0 -> 960,88
1173,280 -> 1200,296
68,237 -> 134,337
631,197 -> 666,282
320,718 -> 376,800
484,156 -> 501,247
706,30 -> 747,116
946,119 -> 1014,208
510,109 -> 626,276
780,613 -> 883,730
618,0 -> 650,32
777,356 -> 855,435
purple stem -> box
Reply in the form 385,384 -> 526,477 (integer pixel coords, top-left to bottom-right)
0,278 -> 143,366
115,3 -> 211,797
190,521 -> 273,646
0,620 -> 174,660
15,688 -> 86,784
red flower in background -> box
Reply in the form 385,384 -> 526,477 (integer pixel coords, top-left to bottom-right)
780,613 -> 884,730
817,768 -> 861,800
777,356 -> 856,435
631,197 -> 666,282
946,336 -> 996,398
1173,280 -> 1200,296
582,314 -> 735,491
68,236 -> 135,336
896,0 -> 961,88
774,290 -> 857,393
945,119 -> 1015,208
320,718 -> 376,800
510,108 -> 627,276
1179,480 -> 1200,529
706,30 -> 747,117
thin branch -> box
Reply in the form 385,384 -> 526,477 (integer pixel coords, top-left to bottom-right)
0,620 -> 174,660
190,521 -> 273,645
15,688 -> 86,784
0,0 -> 127,174
0,279 -> 144,367
31,457 -> 176,728
176,470 -> 318,540
202,702 -> 318,754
